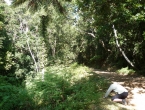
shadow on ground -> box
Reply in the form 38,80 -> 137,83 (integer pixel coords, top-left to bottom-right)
93,69 -> 145,110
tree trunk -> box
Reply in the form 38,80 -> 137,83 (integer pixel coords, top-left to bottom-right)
19,18 -> 39,73
26,35 -> 39,73
112,25 -> 135,68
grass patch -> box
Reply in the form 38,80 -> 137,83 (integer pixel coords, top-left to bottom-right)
116,67 -> 135,75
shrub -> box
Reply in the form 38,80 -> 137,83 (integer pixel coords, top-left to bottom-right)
117,67 -> 135,75
0,64 -> 109,110
25,64 -> 108,110
0,75 -> 34,110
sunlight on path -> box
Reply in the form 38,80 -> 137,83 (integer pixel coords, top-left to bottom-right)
129,88 -> 145,110
94,69 -> 145,110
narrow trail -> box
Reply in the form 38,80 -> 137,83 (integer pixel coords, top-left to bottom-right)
94,69 -> 145,110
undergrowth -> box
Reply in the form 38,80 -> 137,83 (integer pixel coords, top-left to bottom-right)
0,63 -> 109,110
117,67 -> 135,75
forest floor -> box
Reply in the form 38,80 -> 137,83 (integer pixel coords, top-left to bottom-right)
93,69 -> 145,110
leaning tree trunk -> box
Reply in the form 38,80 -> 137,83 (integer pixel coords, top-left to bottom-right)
112,25 -> 135,68
26,34 -> 39,73
19,18 -> 39,73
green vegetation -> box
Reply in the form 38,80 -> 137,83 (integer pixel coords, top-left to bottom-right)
0,64 -> 108,110
1,0 -> 145,109
117,67 -> 135,75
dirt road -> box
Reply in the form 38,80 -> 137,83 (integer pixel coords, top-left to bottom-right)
94,69 -> 145,110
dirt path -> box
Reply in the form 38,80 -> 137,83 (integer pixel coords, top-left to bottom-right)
94,69 -> 145,110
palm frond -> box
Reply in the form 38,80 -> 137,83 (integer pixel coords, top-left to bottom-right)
12,0 -> 28,7
12,0 -> 67,14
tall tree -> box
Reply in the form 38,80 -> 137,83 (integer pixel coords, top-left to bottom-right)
0,3 -> 14,75
3,3 -> 48,78
12,0 -> 68,59
74,0 -> 145,70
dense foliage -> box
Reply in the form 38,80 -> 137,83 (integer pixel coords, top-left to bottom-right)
0,64 -> 108,110
75,0 -> 145,71
0,3 -> 13,75
1,0 -> 145,109
1,0 -> 144,75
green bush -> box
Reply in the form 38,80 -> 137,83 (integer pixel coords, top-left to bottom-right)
117,67 -> 135,75
25,64 -> 108,110
0,75 -> 34,110
0,64 -> 109,110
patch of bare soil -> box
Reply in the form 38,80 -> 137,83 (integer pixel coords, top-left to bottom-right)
94,69 -> 145,110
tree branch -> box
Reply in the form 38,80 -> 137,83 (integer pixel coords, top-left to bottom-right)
19,18 -> 39,73
112,25 -> 135,68
87,32 -> 95,37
